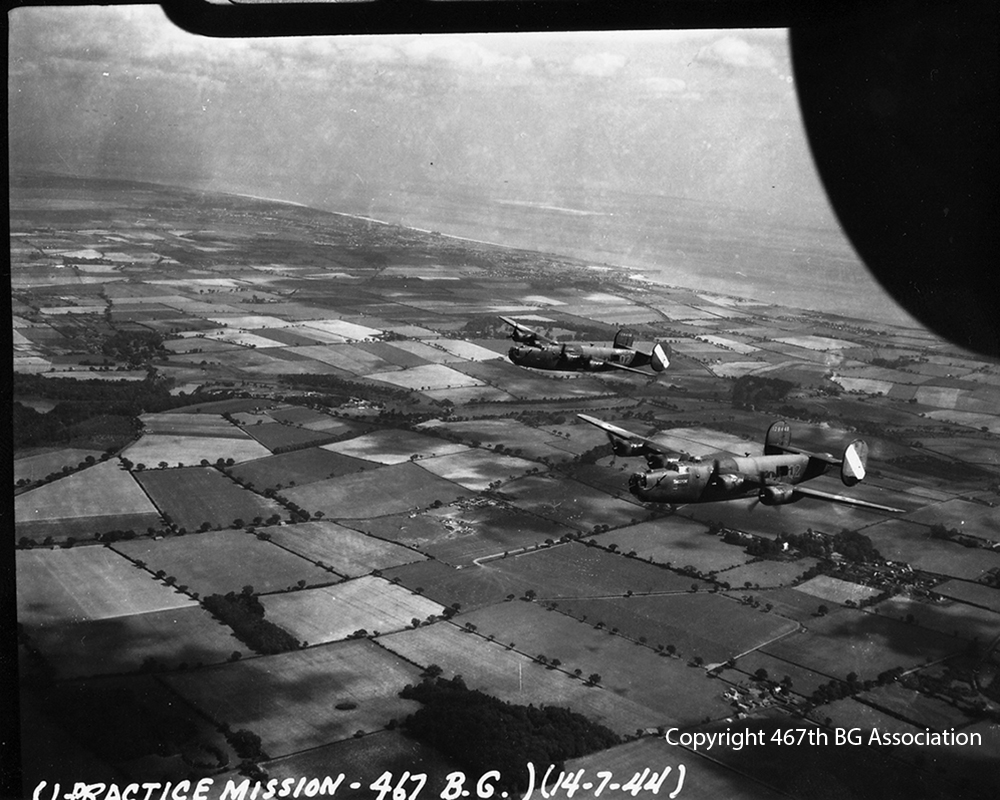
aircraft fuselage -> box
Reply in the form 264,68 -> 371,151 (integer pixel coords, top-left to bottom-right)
508,343 -> 646,372
628,453 -> 830,504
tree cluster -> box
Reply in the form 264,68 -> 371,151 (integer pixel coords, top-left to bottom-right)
202,589 -> 300,654
400,676 -> 620,791
731,375 -> 795,411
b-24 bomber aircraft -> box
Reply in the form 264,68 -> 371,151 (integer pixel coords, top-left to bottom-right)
578,415 -> 903,512
501,316 -> 670,375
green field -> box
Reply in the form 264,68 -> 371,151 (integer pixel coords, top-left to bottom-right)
229,446 -> 373,490
498,474 -> 646,531
26,605 -> 251,679
457,602 -> 734,725
863,519 -> 1000,580
113,529 -> 336,596
322,429 -> 469,464
717,558 -> 820,589
600,518 -> 754,573
872,595 -> 1000,642
731,650 -> 831,697
555,592 -> 800,664
135,467 -> 286,531
377,622 -> 663,736
553,737 -> 788,800
260,730 -> 463,800
15,510 -> 164,543
17,546 -> 196,626
284,462 -> 470,519
761,609 -> 966,681
933,579 -> 1000,613
261,576 -> 444,643
163,640 -> 425,757
269,521 -> 425,576
242,422 -> 337,452
15,459 -> 158,523
858,683 -> 973,731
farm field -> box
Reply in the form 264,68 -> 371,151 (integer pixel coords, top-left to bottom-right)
902,498 -> 1000,542
242,422 -> 338,452
555,592 -> 800,664
862,519 -> 1000,580
138,413 -> 242,437
859,682 -> 974,731
552,736 -> 788,800
486,542 -> 707,597
260,731 -> 463,800
135,467 -> 285,531
113,529 -> 335,596
321,429 -> 469,464
123,433 -> 272,466
13,448 -> 105,483
376,622 -> 664,735
746,586 -> 854,623
284,462 -> 470,519
812,696 -> 922,740
794,575 -> 883,605
414,449 -> 538,490
163,640 -> 424,757
15,458 -> 158,523
761,610 -> 966,681
269,521 -> 425,576
717,558 -> 820,589
933,579 -> 1000,613
380,559 -> 542,611
498,473 -> 646,531
368,364 -> 485,391
14,510 -> 164,544
457,602 -> 735,725
228,447 -> 373,490
871,595 -> 999,642
731,650 -> 831,697
260,576 -> 444,643
16,546 -> 197,626
421,417 -> 595,461
25,604 -> 251,679
600,518 -> 754,573
419,504 -> 578,566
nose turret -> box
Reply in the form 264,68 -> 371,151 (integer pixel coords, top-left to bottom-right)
628,471 -> 647,495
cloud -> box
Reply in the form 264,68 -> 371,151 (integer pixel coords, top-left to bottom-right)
570,52 -> 626,78
694,36 -> 778,71
401,37 -> 532,72
642,77 -> 687,95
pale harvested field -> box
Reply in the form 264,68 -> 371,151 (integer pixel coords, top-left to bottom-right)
203,329 -> 288,349
113,529 -> 335,597
414,449 -> 538,490
283,463 -> 469,518
322,429 -> 469,464
377,622 -> 664,735
458,602 -> 734,725
367,364 -> 485,391
16,546 -> 196,626
292,344 -> 399,375
710,362 -> 770,378
27,605 -> 251,679
427,339 -> 504,361
123,434 -> 271,466
261,576 -> 444,643
205,315 -> 292,329
775,335 -> 854,351
794,575 -> 883,605
15,459 -> 158,523
299,319 -> 383,340
163,640 -> 424,757
602,518 -> 754,573
642,426 -> 761,458
269,521 -> 426,576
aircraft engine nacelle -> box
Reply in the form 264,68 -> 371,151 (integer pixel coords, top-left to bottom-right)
758,484 -> 799,506
611,439 -> 652,458
511,329 -> 537,344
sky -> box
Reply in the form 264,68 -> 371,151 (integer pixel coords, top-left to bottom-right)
8,6 -> 827,219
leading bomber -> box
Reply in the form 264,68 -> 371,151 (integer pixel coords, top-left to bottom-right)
579,415 -> 903,513
501,316 -> 669,375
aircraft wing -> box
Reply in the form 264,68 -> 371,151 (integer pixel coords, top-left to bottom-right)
577,414 -> 683,458
499,315 -> 557,345
792,485 -> 904,513
589,358 -> 654,375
